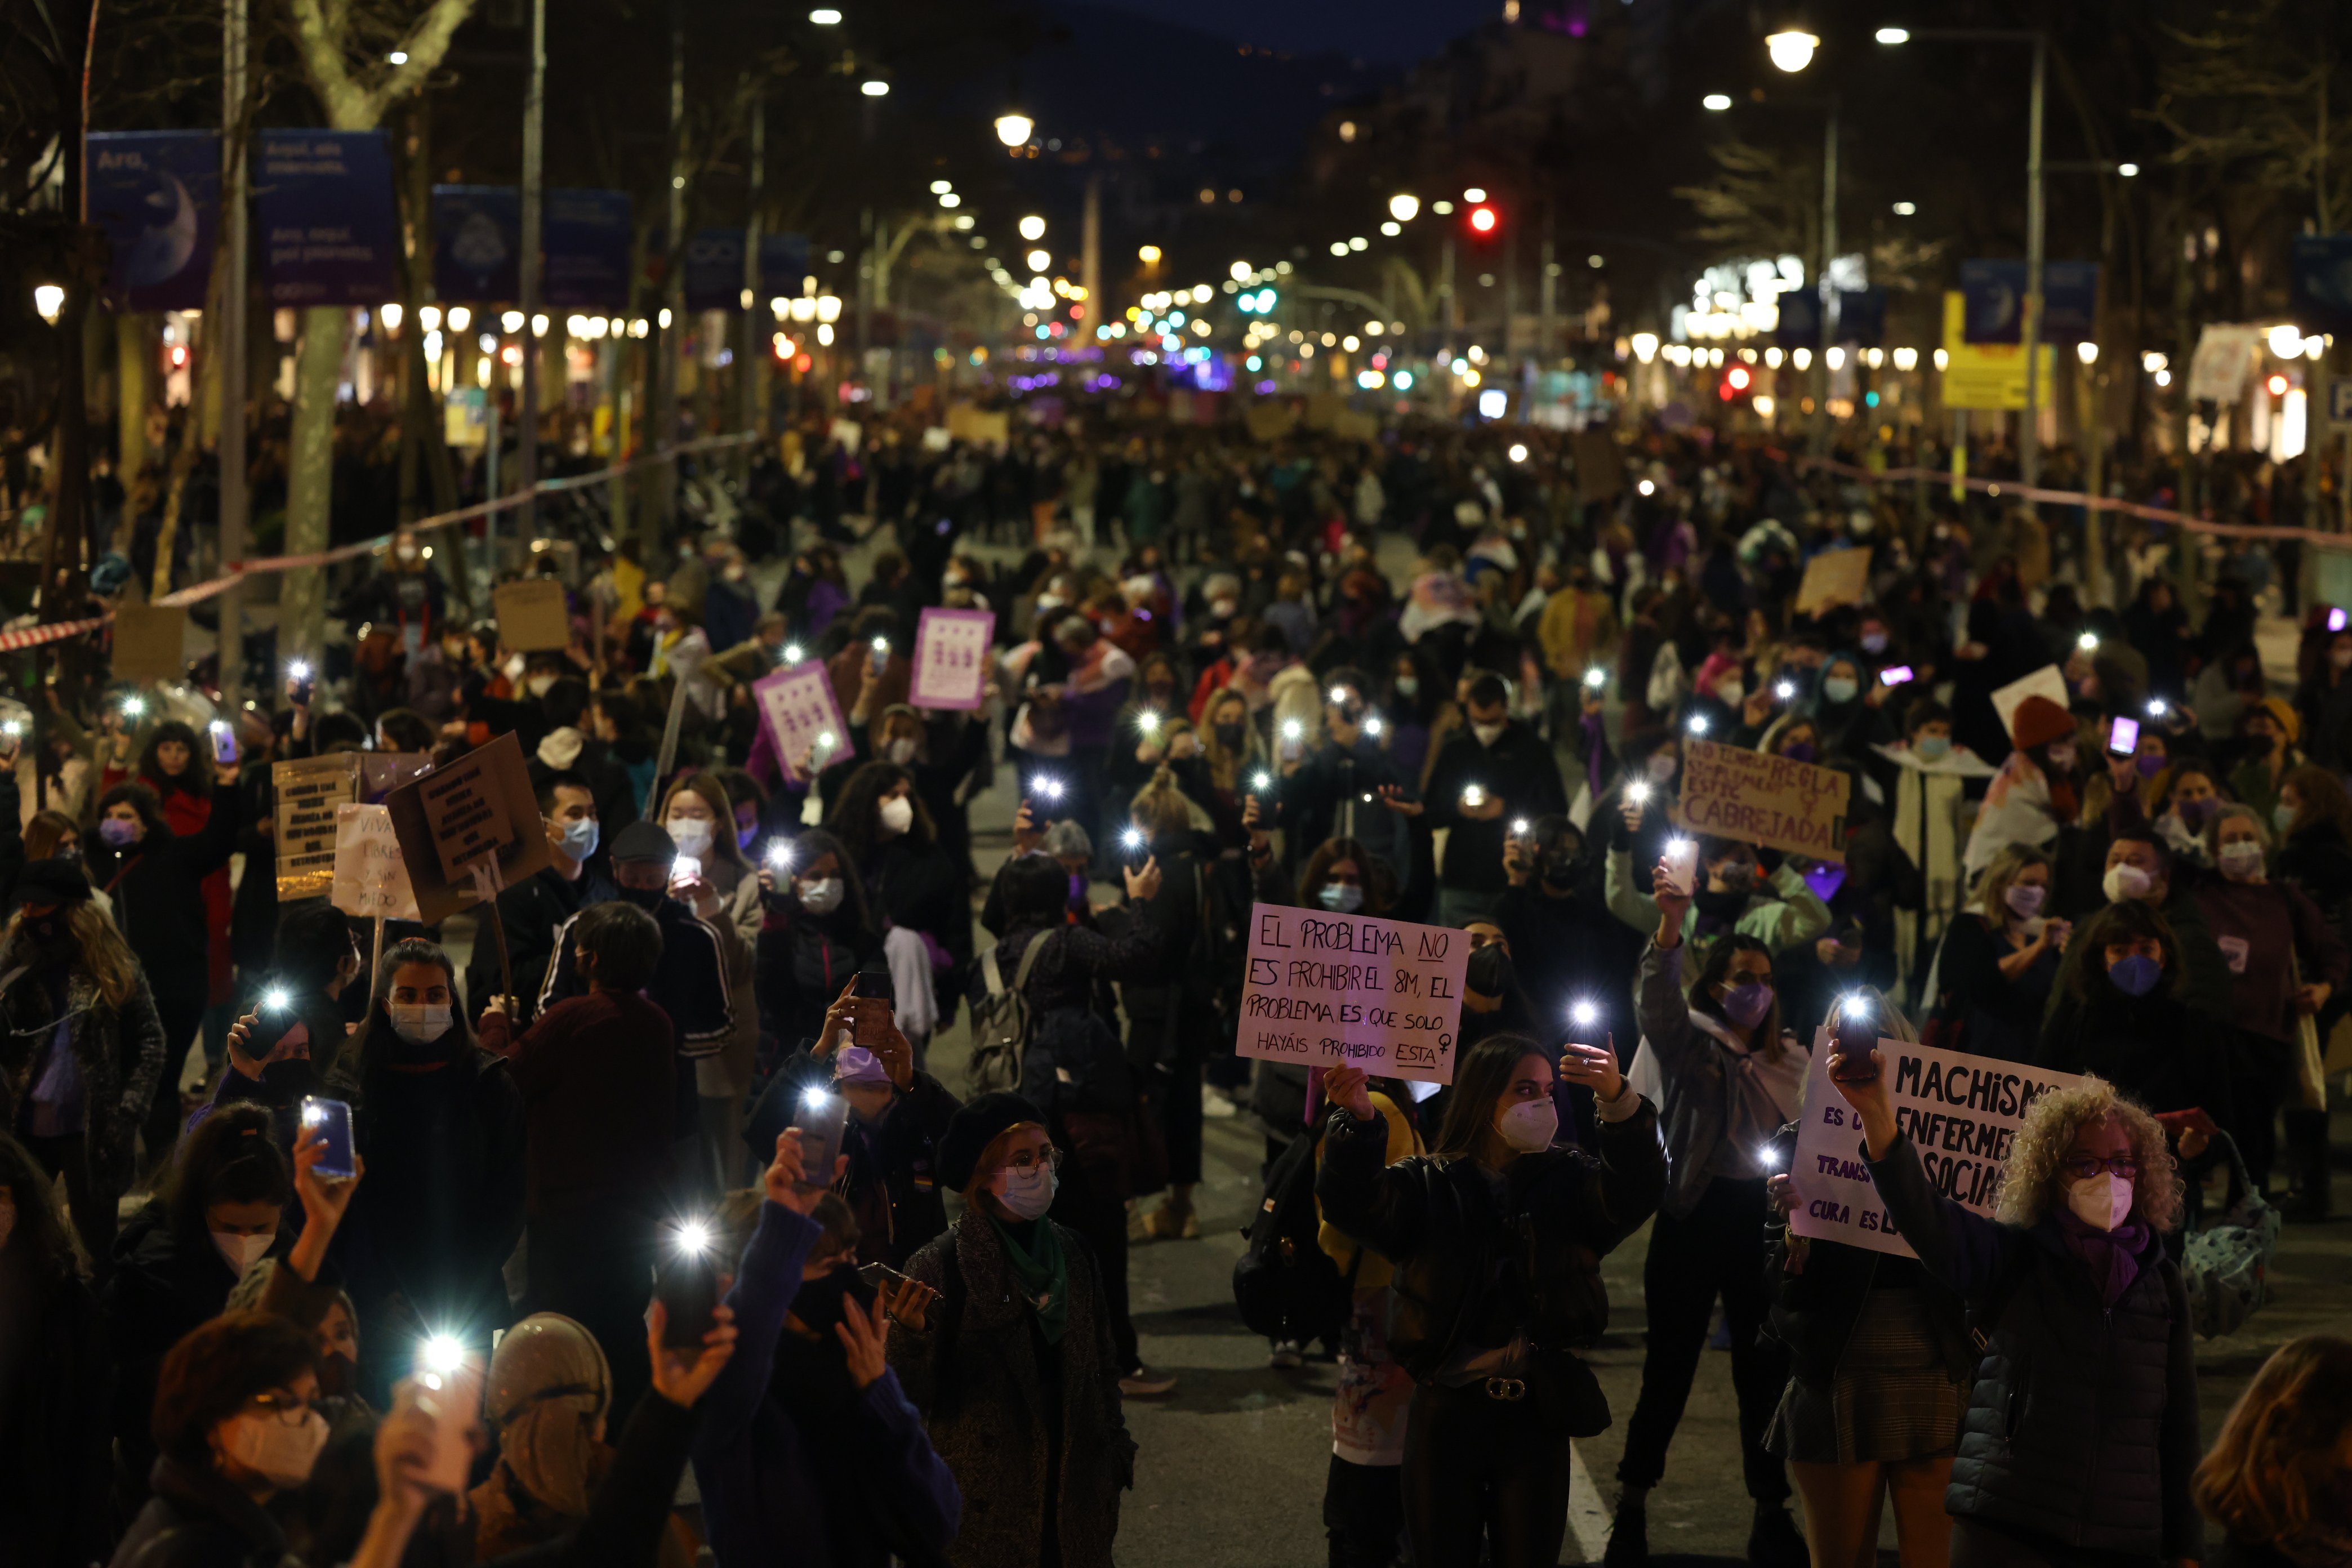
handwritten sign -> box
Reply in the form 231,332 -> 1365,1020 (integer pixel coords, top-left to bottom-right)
1234,902 -> 1469,1084
1789,1035 -> 2084,1258
1794,547 -> 1872,615
1680,739 -> 1851,863
113,599 -> 188,684
752,659 -> 849,782
492,579 -> 571,652
382,730 -> 551,923
273,755 -> 361,899
329,803 -> 420,921
910,607 -> 994,711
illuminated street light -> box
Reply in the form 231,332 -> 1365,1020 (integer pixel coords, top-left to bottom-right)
1388,193 -> 1420,222
809,6 -> 841,20
2076,341 -> 2099,366
1019,215 -> 1046,241
1874,26 -> 1909,43
33,284 -> 64,323
1703,93 -> 1732,111
859,79 -> 889,96
1766,29 -> 1819,71
994,111 -> 1034,148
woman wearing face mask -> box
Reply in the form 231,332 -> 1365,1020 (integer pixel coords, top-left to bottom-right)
1962,696 -> 2079,879
1824,1066 -> 2200,1568
2034,899 -> 2233,1132
1606,729 -> 1683,896
1926,846 -> 2070,1063
1802,653 -> 1895,765
889,1093 -> 1137,1568
104,1104 -> 293,1504
2292,627 -> 2352,773
2229,698 -> 2305,826
828,761 -> 971,1032
1196,686 -> 1267,847
1611,887 -> 1812,1568
2149,761 -> 2224,867
0,1133 -> 112,1568
1315,1036 -> 1663,1568
659,773 -> 765,1136
324,940 -> 526,1392
0,857 -> 167,1271
754,829 -> 886,1062
2195,1335 -> 2352,1568
1122,770 -> 1217,1243
2194,805 -> 2349,1196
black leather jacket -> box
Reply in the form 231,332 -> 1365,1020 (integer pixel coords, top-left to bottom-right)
1315,1097 -> 1665,1383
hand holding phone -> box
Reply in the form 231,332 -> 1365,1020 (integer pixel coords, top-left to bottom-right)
2106,715 -> 2141,757
791,1088 -> 851,1192
300,1097 -> 357,1179
657,1222 -> 723,1347
1828,994 -> 1879,1084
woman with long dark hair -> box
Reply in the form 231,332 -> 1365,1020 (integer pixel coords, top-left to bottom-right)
133,719 -> 237,1050
827,759 -> 971,1022
1316,1035 -> 1664,1568
0,1133 -> 111,1568
752,827 -> 884,1061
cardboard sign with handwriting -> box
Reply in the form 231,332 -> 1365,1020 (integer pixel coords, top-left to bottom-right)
382,730 -> 551,923
1795,547 -> 1872,615
273,755 -> 362,899
330,803 -> 421,921
113,599 -> 188,684
492,579 -> 571,652
1680,738 -> 1851,863
1233,902 -> 1468,1084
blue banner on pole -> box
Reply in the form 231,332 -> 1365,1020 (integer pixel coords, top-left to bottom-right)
680,229 -> 815,313
431,185 -> 520,302
2291,236 -> 2352,335
256,131 -> 399,306
1774,289 -> 1820,348
1959,259 -> 2099,344
88,132 -> 221,313
760,232 -> 811,295
1836,287 -> 1886,347
545,189 -> 634,310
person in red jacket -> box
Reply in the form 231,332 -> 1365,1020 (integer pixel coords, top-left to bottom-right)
479,898 -> 676,1424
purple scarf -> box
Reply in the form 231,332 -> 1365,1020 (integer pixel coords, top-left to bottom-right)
2053,1208 -> 2150,1307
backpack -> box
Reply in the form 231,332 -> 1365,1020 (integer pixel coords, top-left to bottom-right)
970,933 -> 1049,1095
2182,1133 -> 2280,1339
1231,1115 -> 1356,1346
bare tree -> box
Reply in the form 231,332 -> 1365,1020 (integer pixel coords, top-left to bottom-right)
1673,139 -> 1816,266
2152,0 -> 2348,231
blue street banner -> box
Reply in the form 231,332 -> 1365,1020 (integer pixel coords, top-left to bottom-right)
545,189 -> 634,310
256,131 -> 399,306
760,232 -> 811,295
681,229 -> 815,312
1774,289 -> 1820,348
1959,259 -> 2100,344
431,185 -> 520,302
2291,236 -> 2352,336
1771,288 -> 1881,348
88,132 -> 220,312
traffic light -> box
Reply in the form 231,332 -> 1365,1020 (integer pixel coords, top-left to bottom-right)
1467,203 -> 1499,235
1237,287 -> 1278,313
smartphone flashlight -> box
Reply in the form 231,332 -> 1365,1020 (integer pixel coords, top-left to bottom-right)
2146,698 -> 2168,718
675,1220 -> 712,1254
1364,714 -> 1384,736
766,841 -> 794,870
1840,992 -> 1872,1021
1035,776 -> 1065,800
1281,718 -> 1303,741
262,987 -> 290,1012
815,729 -> 838,752
1687,714 -> 1709,735
1121,827 -> 1144,850
420,1334 -> 467,1377
1328,685 -> 1348,705
287,660 -> 313,683
2076,631 -> 2100,653
1512,818 -> 1530,836
2,720 -> 21,740
1775,680 -> 1794,701
783,642 -> 805,663
1252,771 -> 1273,792
871,636 -> 890,654
1625,781 -> 1650,807
1462,784 -> 1486,808
1571,1000 -> 1598,1030
1138,711 -> 1160,733
122,696 -> 148,719
1583,667 -> 1607,691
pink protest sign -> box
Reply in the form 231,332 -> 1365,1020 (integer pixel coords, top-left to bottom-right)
910,607 -> 995,711
1234,901 -> 1469,1084
752,660 -> 850,783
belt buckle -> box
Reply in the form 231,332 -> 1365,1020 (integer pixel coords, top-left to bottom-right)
1484,1377 -> 1527,1402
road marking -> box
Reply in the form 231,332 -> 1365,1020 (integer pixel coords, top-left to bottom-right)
1567,1438 -> 1611,1561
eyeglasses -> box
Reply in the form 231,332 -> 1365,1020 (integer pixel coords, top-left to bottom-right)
2060,1155 -> 2142,1181
1002,1147 -> 1064,1173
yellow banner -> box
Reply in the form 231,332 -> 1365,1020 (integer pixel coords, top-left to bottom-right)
1940,291 -> 2053,412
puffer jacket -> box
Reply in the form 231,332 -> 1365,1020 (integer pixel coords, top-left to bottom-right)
0,955 -> 168,1195
1867,1132 -> 2202,1561
1315,1095 -> 1665,1390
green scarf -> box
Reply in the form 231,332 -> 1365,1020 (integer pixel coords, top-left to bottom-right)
988,1216 -> 1070,1346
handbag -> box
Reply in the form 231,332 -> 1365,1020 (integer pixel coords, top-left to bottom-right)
2181,1132 -> 2281,1339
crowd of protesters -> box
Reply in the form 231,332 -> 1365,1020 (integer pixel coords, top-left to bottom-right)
2,394 -> 2349,1568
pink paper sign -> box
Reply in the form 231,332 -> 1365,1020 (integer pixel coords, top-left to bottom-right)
910,607 -> 995,711
752,660 -> 849,783
1234,901 -> 1469,1084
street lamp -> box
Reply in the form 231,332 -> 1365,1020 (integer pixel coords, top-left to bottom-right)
994,111 -> 1034,148
1703,92 -> 1732,110
33,284 -> 64,324
1019,214 -> 1046,242
1766,29 -> 1819,72
1388,193 -> 1419,222
809,6 -> 841,20
859,79 -> 889,96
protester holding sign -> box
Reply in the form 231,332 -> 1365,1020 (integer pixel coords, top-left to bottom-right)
1316,1040 -> 1661,1568
1825,1054 -> 2202,1568
467,771 -> 612,1028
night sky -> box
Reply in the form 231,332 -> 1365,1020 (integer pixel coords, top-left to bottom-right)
1071,0 -> 1503,64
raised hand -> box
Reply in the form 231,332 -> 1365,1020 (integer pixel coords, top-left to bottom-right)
1324,1063 -> 1375,1121
648,1299 -> 738,1407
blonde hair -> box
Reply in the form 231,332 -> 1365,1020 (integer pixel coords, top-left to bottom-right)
1197,686 -> 1254,792
1130,767 -> 1192,842
2194,1335 -> 2352,1547
1975,843 -> 2052,930
5,901 -> 141,1011
1993,1077 -> 2182,1233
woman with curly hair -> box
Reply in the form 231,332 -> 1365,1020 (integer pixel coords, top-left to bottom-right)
1823,1063 -> 2200,1568
2195,1335 -> 2352,1568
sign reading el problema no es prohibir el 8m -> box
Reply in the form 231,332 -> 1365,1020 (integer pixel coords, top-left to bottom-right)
1235,903 -> 1470,1084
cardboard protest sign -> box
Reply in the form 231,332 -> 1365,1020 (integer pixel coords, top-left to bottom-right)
1245,402 -> 1298,442
1679,739 -> 1852,863
273,755 -> 361,898
1794,548 -> 1872,614
113,598 -> 188,684
492,579 -> 571,652
1788,1035 -> 2084,1258
1234,902 -> 1469,1084
946,404 -> 1009,448
752,659 -> 849,782
1989,665 -> 2071,745
382,730 -> 551,923
329,803 -> 420,921
910,607 -> 994,711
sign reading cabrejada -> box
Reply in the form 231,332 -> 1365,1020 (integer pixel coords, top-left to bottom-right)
1680,739 -> 1851,863
1233,902 -> 1468,1084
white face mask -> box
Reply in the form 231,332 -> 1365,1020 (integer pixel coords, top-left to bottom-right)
1717,681 -> 1745,708
527,674 -> 556,698
504,653 -> 528,681
2102,863 -> 2154,904
878,796 -> 915,837
389,1003 -> 452,1044
1646,753 -> 1679,783
2217,840 -> 2265,881
886,737 -> 917,765
2003,883 -> 2047,919
992,1162 -> 1058,1220
1472,721 -> 1506,747
223,1406 -> 331,1489
2065,1173 -> 2135,1231
1497,1098 -> 1558,1153
665,818 -> 715,857
212,1231 -> 275,1278
796,877 -> 844,914
2045,744 -> 2077,772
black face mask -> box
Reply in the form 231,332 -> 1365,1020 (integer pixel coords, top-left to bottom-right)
1466,943 -> 1516,1001
24,912 -> 64,947
1213,721 -> 1245,749
1539,852 -> 1582,889
614,883 -> 666,912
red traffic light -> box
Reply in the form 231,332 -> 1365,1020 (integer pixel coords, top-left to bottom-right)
1468,204 -> 1499,234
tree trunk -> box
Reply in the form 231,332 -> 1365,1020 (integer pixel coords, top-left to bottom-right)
280,305 -> 348,660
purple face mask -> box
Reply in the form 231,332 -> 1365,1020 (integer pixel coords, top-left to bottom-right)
1067,871 -> 1086,905
1722,981 -> 1774,1029
1781,742 -> 1818,764
2135,752 -> 2164,780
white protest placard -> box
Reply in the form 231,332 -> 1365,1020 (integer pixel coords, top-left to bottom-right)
1989,664 -> 2071,745
1235,902 -> 1469,1084
1788,1034 -> 2085,1257
330,804 -> 421,921
273,754 -> 360,899
1679,739 -> 1851,863
910,607 -> 994,711
753,659 -> 849,782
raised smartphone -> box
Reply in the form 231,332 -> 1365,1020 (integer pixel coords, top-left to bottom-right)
656,1222 -> 723,1347
299,1097 -> 356,1179
791,1088 -> 850,1192
2107,715 -> 2141,757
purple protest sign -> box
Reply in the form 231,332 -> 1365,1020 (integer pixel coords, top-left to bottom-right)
752,660 -> 849,783
910,607 -> 995,711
